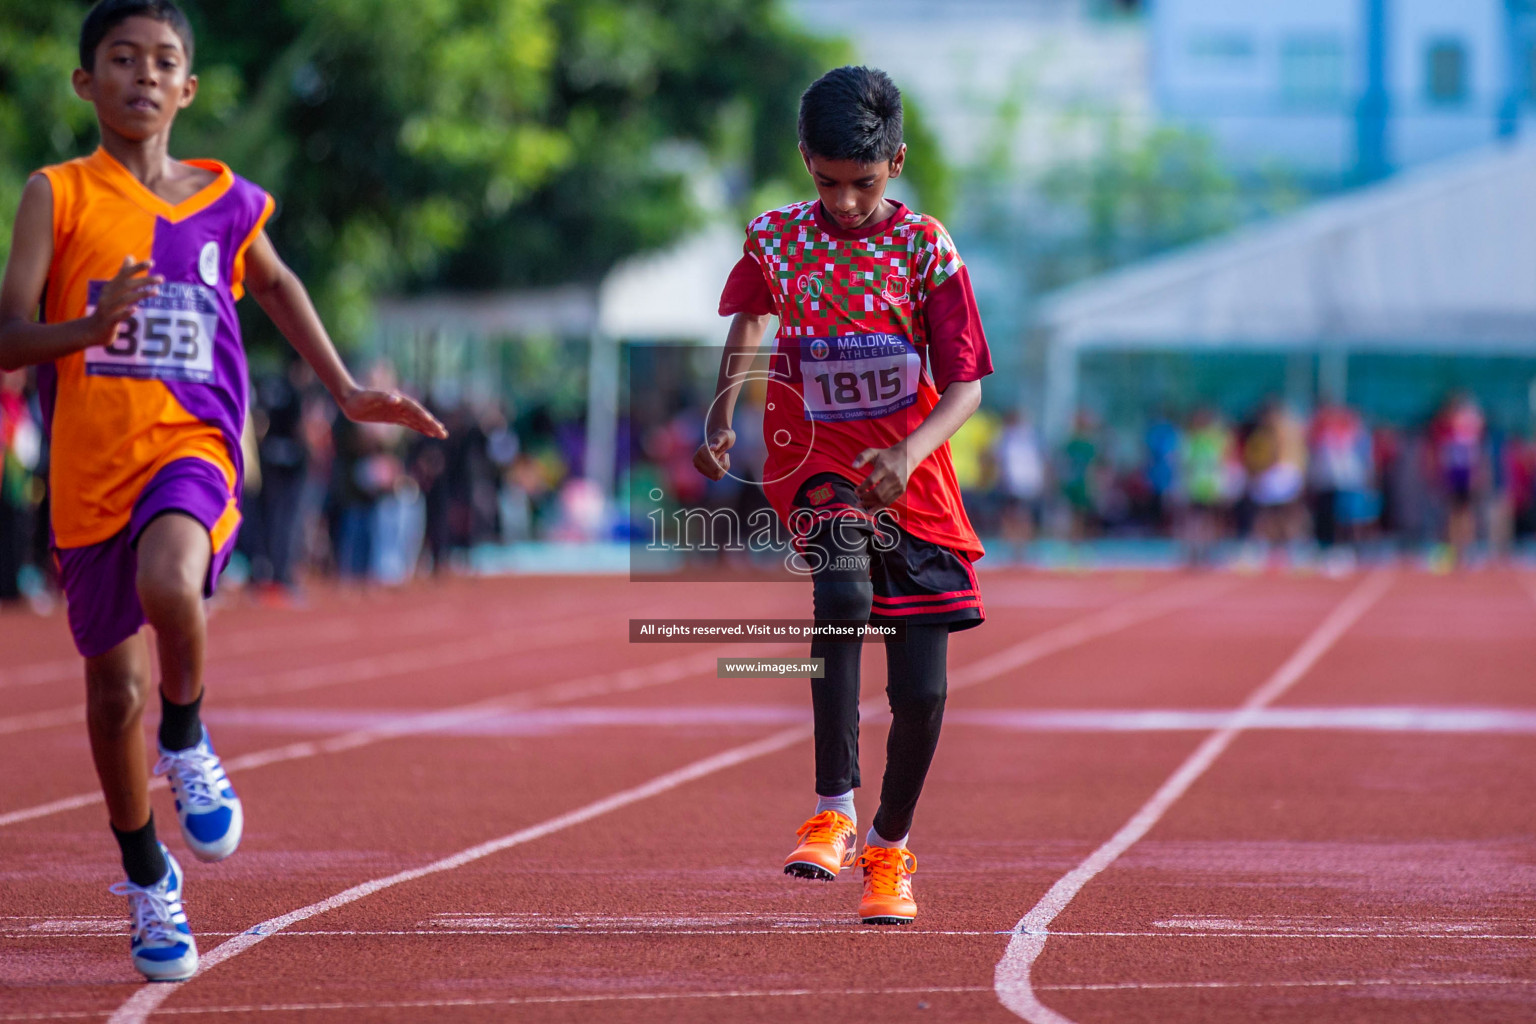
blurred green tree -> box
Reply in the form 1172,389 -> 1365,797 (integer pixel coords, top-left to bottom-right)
1028,121 -> 1307,292
0,1 -> 956,350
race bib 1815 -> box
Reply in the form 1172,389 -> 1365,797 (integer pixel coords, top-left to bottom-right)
84,280 -> 219,384
799,332 -> 920,422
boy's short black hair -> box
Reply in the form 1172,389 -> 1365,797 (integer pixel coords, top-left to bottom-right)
80,0 -> 195,72
798,66 -> 903,164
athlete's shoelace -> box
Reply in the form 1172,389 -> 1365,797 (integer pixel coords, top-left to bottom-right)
108,879 -> 182,945
796,810 -> 854,847
153,745 -> 224,809
857,846 -> 917,897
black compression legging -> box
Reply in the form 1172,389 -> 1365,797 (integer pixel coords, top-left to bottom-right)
808,523 -> 948,843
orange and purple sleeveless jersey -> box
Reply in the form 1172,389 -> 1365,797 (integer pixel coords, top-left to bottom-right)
34,148 -> 273,551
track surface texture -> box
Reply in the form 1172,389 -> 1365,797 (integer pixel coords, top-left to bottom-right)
2,569 -> 1534,1022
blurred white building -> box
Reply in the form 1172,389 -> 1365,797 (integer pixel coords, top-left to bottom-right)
790,0 -> 1149,174
1154,0 -> 1536,181
1035,142 -> 1536,439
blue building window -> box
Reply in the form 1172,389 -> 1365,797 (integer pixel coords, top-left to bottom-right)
1188,31 -> 1257,65
1280,34 -> 1346,109
1426,39 -> 1468,105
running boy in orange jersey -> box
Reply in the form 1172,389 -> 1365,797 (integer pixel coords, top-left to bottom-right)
0,0 -> 445,981
695,66 -> 992,925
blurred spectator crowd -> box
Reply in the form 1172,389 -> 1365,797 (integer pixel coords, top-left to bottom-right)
2,356 -> 1534,608
0,361 -> 597,606
661,387 -> 1536,573
949,392 -> 1527,571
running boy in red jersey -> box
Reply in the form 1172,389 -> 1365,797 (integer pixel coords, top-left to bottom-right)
0,0 -> 445,981
695,66 -> 992,925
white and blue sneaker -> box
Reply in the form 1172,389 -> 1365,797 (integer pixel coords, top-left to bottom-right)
155,727 -> 243,862
109,845 -> 198,981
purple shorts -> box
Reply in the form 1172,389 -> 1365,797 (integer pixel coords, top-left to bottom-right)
55,458 -> 239,658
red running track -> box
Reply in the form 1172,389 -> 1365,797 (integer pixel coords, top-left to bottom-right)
1,569 -> 1534,1022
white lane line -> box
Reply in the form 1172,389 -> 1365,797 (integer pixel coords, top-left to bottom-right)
948,578 -> 1233,691
12,987 -> 997,1021
200,703 -> 811,735
104,577 -> 1233,1023
105,724 -> 816,1024
0,578 -> 648,706
0,613 -> 383,692
0,649 -> 728,829
993,571 -> 1394,1024
8,928 -> 1009,939
26,976 -> 1536,1024
11,978 -> 1536,1021
0,620 -> 602,738
0,657 -> 81,692
1151,915 -> 1532,934
0,624 -> 357,693
948,705 -> 1536,734
181,702 -> 1536,738
4,577 -> 1223,828
0,587 -> 615,692
1040,930 -> 1536,941
0,706 -> 83,737
1035,977 -> 1536,993
227,620 -> 600,699
20,927 -> 1535,941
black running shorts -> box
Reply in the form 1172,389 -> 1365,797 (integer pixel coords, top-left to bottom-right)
792,472 -> 984,632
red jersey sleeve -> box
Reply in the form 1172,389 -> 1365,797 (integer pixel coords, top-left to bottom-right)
923,265 -> 993,392
718,244 -> 775,317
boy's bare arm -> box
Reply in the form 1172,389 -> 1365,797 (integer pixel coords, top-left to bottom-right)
694,312 -> 772,480
243,230 -> 446,439
901,378 -> 982,465
854,378 -> 982,510
0,176 -> 163,371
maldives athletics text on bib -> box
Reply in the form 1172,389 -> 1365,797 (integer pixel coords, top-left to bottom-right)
84,279 -> 219,384
798,332 -> 921,422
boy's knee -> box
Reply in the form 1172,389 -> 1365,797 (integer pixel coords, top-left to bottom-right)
894,687 -> 946,719
135,561 -> 202,614
134,515 -> 209,613
813,578 -> 873,623
85,669 -> 149,734
889,672 -> 947,720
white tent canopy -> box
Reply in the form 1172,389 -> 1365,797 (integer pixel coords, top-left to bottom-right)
595,225 -> 741,342
372,224 -> 743,494
375,224 -> 741,345
1038,142 -> 1536,439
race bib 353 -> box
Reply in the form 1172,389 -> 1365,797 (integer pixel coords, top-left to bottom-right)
84,280 -> 219,384
799,332 -> 920,422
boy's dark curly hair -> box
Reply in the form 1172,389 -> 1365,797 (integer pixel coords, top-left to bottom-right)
798,66 -> 904,164
80,0 -> 194,71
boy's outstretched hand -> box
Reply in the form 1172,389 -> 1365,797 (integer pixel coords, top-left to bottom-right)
341,387 -> 448,439
853,444 -> 913,510
693,427 -> 735,481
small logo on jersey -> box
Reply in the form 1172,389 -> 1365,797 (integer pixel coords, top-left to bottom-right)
881,274 -> 910,305
198,242 -> 220,287
797,272 -> 824,300
807,338 -> 830,361
807,483 -> 835,507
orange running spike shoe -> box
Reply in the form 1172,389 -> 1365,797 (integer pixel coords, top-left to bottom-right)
857,845 -> 917,925
783,810 -> 858,881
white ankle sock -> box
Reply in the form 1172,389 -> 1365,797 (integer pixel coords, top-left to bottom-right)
815,790 -> 855,823
866,826 -> 909,850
